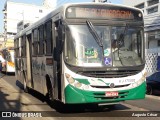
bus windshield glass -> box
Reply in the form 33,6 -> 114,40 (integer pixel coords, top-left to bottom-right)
65,24 -> 144,67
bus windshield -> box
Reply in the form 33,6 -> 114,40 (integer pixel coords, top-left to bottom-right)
65,24 -> 144,67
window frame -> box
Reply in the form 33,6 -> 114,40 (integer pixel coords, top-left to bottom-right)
38,25 -> 44,55
45,20 -> 53,55
32,28 -> 39,56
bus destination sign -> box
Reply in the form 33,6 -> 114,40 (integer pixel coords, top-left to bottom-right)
66,6 -> 142,20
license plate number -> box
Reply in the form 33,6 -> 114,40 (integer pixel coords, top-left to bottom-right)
105,91 -> 118,97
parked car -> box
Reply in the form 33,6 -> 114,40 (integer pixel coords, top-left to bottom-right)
146,72 -> 160,95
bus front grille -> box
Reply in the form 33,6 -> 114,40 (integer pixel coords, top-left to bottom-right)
93,91 -> 129,100
91,84 -> 130,88
78,70 -> 140,78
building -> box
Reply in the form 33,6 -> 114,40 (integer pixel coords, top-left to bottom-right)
0,33 -> 4,49
123,0 -> 160,75
2,1 -> 54,48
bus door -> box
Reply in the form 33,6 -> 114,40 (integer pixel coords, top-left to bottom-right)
52,20 -> 64,100
26,34 -> 33,88
52,21 -> 58,100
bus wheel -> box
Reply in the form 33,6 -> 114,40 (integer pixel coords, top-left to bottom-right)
146,85 -> 153,95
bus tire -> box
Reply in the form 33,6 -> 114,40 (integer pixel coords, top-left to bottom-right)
146,85 -> 153,95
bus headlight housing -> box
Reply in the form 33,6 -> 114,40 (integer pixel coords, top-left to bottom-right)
65,73 -> 89,89
65,73 -> 75,84
131,72 -> 146,87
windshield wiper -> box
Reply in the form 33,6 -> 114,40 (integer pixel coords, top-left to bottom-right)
86,20 -> 105,64
86,20 -> 103,47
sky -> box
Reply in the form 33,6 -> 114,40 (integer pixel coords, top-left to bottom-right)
0,0 -> 123,33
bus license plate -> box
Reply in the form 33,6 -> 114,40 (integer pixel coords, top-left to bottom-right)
105,91 -> 118,97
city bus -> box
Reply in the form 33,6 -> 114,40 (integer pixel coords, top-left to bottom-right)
1,47 -> 15,73
14,3 -> 146,105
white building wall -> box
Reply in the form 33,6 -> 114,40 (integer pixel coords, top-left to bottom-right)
5,2 -> 52,34
43,0 -> 57,8
123,0 -> 145,6
123,0 -> 160,22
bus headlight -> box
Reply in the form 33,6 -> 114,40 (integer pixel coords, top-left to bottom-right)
74,82 -> 82,88
131,73 -> 146,87
65,73 -> 89,90
65,73 -> 75,84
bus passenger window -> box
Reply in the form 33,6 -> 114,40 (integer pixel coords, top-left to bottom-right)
45,21 -> 52,55
32,29 -> 39,55
39,25 -> 44,55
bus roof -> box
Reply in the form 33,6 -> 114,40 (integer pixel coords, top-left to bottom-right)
14,2 -> 143,39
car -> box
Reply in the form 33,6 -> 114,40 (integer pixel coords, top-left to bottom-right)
146,72 -> 160,95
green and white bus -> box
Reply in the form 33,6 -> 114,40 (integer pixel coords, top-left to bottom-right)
14,3 -> 146,105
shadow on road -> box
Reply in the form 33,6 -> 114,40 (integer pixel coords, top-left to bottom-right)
0,79 -> 23,119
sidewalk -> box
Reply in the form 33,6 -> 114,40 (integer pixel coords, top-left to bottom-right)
0,77 -> 54,120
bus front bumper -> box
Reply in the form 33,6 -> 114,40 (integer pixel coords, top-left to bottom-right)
64,82 -> 146,104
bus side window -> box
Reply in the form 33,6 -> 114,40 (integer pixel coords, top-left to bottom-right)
22,35 -> 26,57
39,25 -> 44,55
45,21 -> 53,55
32,29 -> 39,56
20,36 -> 23,57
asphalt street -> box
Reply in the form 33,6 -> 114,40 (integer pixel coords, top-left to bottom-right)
0,72 -> 160,120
